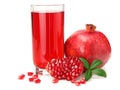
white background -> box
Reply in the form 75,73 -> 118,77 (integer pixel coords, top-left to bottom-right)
0,0 -> 120,90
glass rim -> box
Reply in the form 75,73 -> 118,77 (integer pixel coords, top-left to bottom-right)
31,4 -> 64,7
31,4 -> 64,13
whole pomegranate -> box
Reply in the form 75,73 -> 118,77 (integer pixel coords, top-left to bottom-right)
65,24 -> 111,66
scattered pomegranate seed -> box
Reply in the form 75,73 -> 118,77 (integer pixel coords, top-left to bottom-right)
52,78 -> 59,83
18,74 -> 25,80
80,78 -> 86,84
18,71 -> 42,84
34,79 -> 41,84
27,72 -> 34,76
75,82 -> 81,86
32,74 -> 38,79
29,78 -> 34,82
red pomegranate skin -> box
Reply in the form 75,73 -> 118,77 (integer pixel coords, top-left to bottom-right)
65,25 -> 111,66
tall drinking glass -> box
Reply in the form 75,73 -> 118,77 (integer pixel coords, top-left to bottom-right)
31,4 -> 64,74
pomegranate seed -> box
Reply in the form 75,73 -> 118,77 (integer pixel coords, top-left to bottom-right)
66,76 -> 71,81
52,78 -> 59,83
32,74 -> 38,79
27,72 -> 34,76
80,78 -> 86,84
71,79 -> 76,83
18,72 -> 42,84
29,78 -> 34,82
75,82 -> 81,86
34,79 -> 41,84
18,74 -> 25,80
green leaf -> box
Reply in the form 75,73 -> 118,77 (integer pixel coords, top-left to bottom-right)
92,68 -> 107,77
80,58 -> 90,69
90,60 -> 102,70
85,69 -> 92,81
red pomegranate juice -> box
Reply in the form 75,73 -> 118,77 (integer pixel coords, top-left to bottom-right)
31,11 -> 64,68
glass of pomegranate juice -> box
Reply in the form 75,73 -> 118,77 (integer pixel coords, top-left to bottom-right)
31,4 -> 64,75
